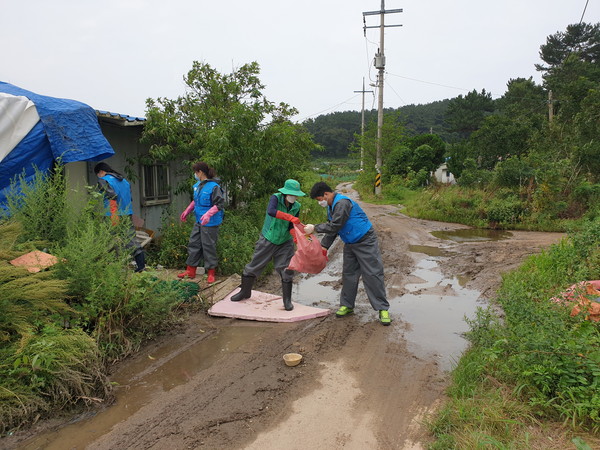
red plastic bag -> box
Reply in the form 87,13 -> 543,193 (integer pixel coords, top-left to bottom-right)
287,223 -> 328,274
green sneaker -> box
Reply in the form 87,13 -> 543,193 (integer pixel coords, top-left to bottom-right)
379,310 -> 391,326
336,306 -> 354,317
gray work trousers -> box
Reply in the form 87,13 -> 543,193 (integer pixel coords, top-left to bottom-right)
243,234 -> 295,282
186,223 -> 219,269
340,230 -> 389,311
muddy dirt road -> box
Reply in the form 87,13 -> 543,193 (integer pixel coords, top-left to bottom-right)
9,184 -> 564,450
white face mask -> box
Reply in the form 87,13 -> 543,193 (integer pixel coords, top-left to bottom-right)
286,195 -> 297,204
318,200 -> 328,208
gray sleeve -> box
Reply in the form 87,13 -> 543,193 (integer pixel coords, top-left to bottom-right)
211,185 -> 226,210
97,179 -> 117,200
320,232 -> 337,250
314,199 -> 353,249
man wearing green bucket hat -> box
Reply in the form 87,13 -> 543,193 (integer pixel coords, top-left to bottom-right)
230,179 -> 305,311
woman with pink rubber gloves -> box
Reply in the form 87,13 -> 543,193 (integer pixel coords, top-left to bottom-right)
178,161 -> 225,283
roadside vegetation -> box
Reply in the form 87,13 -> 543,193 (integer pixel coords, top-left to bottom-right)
346,22 -> 600,448
428,221 -> 600,448
0,169 -> 190,435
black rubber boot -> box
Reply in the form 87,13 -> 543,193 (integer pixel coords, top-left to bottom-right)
134,252 -> 146,272
231,275 -> 255,301
282,280 -> 294,311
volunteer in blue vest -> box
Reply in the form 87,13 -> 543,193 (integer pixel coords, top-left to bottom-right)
230,179 -> 305,311
94,162 -> 146,273
305,181 -> 391,325
178,161 -> 225,283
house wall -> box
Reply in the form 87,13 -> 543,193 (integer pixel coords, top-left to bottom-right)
64,161 -> 89,210
65,121 -> 190,236
433,163 -> 455,184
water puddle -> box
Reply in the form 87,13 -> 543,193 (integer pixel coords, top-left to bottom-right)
389,256 -> 481,371
293,243 -> 343,309
18,326 -> 267,450
294,240 -> 482,372
431,229 -> 512,242
408,244 -> 455,258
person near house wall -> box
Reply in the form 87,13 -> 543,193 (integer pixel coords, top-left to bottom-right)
304,181 -> 391,326
94,162 -> 146,272
229,179 -> 305,311
178,161 -> 225,283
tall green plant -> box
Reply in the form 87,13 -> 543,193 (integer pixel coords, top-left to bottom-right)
5,166 -> 71,245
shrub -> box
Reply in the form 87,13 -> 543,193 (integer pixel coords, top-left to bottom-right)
52,209 -> 185,360
493,156 -> 534,188
490,230 -> 600,430
5,166 -> 72,245
91,272 -> 187,361
457,160 -> 493,188
217,207 -> 262,275
150,206 -> 193,269
0,220 -> 109,434
485,196 -> 525,226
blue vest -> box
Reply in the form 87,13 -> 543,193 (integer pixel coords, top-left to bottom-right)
329,194 -> 371,244
193,180 -> 223,226
100,174 -> 133,216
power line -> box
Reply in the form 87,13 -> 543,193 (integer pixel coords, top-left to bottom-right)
385,72 -> 470,92
385,79 -> 406,104
579,0 -> 590,24
297,94 -> 361,121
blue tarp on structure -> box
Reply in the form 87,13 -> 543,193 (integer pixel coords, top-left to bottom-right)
0,81 -> 115,209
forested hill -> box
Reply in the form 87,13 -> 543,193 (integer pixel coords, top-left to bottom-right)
302,98 -> 452,158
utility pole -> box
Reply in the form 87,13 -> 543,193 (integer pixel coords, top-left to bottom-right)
363,1 -> 402,195
354,77 -> 373,171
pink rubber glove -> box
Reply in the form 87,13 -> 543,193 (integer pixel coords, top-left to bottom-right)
180,201 -> 195,222
200,205 -> 219,225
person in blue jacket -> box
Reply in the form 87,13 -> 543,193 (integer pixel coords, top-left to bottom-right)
94,162 -> 145,272
305,181 -> 390,325
178,161 -> 225,283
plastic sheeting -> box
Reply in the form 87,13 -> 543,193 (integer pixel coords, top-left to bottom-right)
0,81 -> 115,209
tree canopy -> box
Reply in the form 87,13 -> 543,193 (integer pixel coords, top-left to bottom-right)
142,61 -> 317,207
443,89 -> 495,139
536,22 -> 600,73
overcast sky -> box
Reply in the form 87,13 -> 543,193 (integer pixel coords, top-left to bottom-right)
3,1 -> 598,122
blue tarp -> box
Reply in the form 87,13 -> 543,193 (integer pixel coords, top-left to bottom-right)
0,81 -> 115,209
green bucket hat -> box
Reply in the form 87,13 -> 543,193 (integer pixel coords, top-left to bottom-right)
278,179 -> 305,197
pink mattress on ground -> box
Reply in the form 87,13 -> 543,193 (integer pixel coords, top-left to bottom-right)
10,250 -> 59,273
208,289 -> 330,323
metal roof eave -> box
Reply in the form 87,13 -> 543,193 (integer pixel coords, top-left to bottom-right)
95,110 -> 146,126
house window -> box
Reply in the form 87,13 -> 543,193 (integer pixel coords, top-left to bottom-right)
142,164 -> 170,205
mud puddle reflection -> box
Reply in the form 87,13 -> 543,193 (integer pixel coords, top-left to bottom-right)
390,247 -> 482,371
293,239 -> 483,372
19,326 -> 267,450
293,242 -> 343,309
431,228 -> 512,242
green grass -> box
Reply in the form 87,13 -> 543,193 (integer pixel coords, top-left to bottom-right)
427,221 -> 600,448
